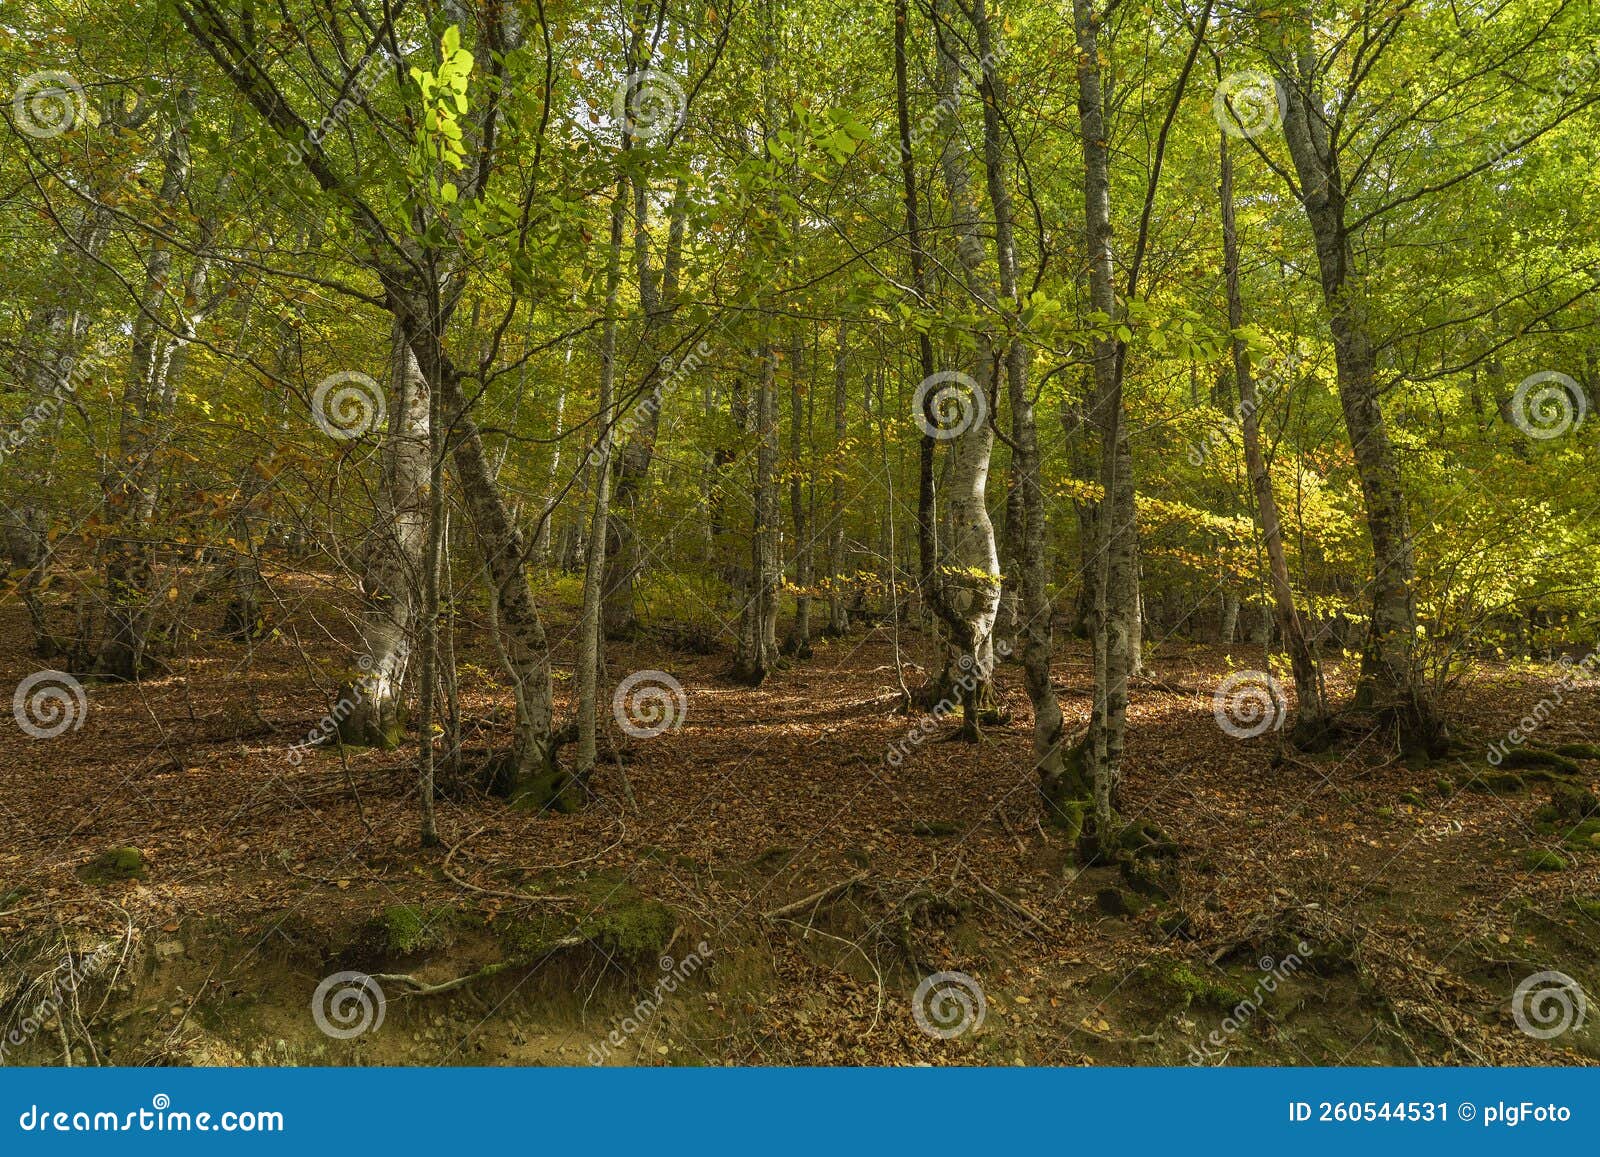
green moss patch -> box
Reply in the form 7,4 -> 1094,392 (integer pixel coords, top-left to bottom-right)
1140,958 -> 1249,1011
1494,748 -> 1582,775
1521,848 -> 1569,872
1568,896 -> 1600,922
1465,766 -> 1568,794
1553,743 -> 1600,761
379,905 -> 469,955
495,875 -> 676,964
77,847 -> 145,884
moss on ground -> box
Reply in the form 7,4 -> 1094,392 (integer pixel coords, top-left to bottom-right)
495,874 -> 676,964
1141,958 -> 1249,1011
379,904 -> 471,954
1493,748 -> 1582,775
1552,743 -> 1600,761
77,847 -> 145,884
1521,848 -> 1569,872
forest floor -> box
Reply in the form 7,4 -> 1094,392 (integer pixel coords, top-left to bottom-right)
2,569 -> 1599,1067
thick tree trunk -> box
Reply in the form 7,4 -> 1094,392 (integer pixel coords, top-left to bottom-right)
397,306 -> 560,807
1062,390 -> 1100,640
1220,593 -> 1240,644
1276,52 -> 1444,753
335,322 -> 430,749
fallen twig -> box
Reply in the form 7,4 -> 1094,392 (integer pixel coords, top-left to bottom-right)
762,871 -> 870,921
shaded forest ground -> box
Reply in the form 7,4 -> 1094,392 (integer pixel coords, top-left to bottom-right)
2,565 -> 1598,1066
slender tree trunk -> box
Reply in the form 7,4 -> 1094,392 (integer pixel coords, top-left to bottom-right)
733,13 -> 784,685
415,339 -> 445,848
5,206 -> 107,658
577,179 -> 627,776
96,88 -> 202,679
1073,0 -> 1136,846
785,337 -> 813,657
531,369 -> 566,566
825,324 -> 851,636
1219,130 -> 1329,745
929,0 -> 1002,736
967,0 -> 1075,810
601,175 -> 688,637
